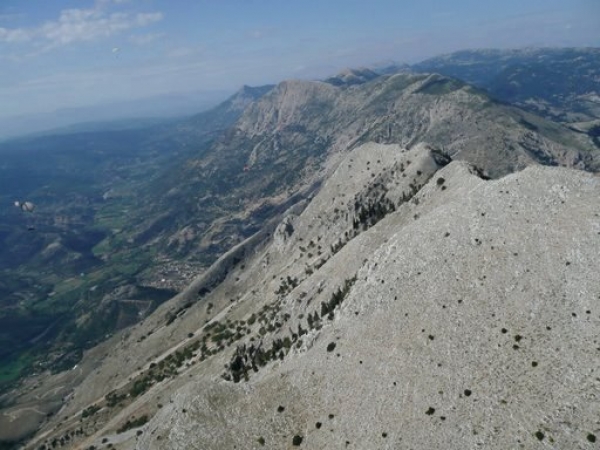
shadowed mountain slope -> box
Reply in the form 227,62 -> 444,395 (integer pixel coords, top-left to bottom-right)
413,47 -> 600,122
0,85 -> 275,392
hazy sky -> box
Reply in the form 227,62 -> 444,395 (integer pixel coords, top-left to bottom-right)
0,0 -> 598,119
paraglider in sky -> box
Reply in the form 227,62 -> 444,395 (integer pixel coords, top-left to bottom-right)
14,200 -> 37,230
14,200 -> 35,213
112,47 -> 121,58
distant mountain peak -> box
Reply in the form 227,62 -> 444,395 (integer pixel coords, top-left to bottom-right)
226,84 -> 275,111
412,47 -> 600,122
184,84 -> 274,132
237,84 -> 275,98
324,67 -> 380,86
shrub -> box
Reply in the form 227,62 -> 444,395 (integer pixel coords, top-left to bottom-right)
535,431 -> 544,441
81,404 -> 101,418
117,415 -> 149,433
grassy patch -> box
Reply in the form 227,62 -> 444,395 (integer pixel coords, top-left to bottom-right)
0,352 -> 35,385
416,77 -> 463,95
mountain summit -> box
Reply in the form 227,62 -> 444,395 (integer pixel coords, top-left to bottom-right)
324,67 -> 380,86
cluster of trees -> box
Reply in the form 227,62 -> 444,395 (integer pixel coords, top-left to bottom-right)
80,405 -> 100,419
276,276 -> 299,295
223,276 -> 356,383
352,196 -> 397,231
36,428 -> 86,449
320,276 -> 357,320
223,341 -> 284,383
116,415 -> 149,434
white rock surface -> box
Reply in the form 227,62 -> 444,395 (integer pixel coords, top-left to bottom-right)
130,151 -> 600,450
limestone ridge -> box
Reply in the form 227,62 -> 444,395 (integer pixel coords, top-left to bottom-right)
137,150 -> 600,450
91,70 -> 599,286
23,142 -> 600,450
234,72 -> 598,178
186,84 -> 274,130
12,67 -> 600,449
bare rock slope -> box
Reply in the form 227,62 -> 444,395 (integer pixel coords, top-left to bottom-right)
26,142 -> 599,450
133,148 -> 600,450
236,73 -> 599,177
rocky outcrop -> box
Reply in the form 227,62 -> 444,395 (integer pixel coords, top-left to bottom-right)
14,65 -> 600,450
134,151 -> 600,450
24,143 -> 600,450
235,73 -> 598,178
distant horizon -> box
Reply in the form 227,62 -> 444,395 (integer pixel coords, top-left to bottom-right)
4,44 -> 600,116
1,0 -> 598,122
1,43 -> 599,141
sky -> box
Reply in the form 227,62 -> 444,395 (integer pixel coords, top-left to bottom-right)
0,0 -> 598,121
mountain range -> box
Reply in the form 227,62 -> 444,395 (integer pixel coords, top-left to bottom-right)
413,47 -> 600,122
0,47 -> 599,450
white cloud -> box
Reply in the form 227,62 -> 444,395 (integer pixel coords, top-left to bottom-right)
0,26 -> 33,43
135,12 -> 163,27
0,4 -> 163,50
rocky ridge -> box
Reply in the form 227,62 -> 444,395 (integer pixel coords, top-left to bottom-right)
137,148 -> 600,450
19,141 -> 600,450
413,47 -> 600,122
7,67 -> 600,450
234,72 -> 597,178
104,70 -> 599,287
